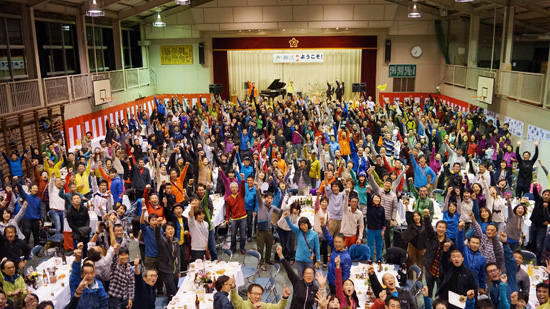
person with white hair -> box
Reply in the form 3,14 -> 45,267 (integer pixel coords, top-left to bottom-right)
222,176 -> 247,255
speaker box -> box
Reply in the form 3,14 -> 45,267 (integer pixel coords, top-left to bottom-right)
385,39 -> 391,63
296,91 -> 302,97
352,83 -> 360,92
244,82 -> 249,89
360,82 -> 366,92
198,43 -> 205,65
209,84 -> 223,94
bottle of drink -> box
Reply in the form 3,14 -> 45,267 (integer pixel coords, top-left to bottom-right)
207,279 -> 213,293
62,253 -> 67,265
213,277 -> 217,291
42,270 -> 49,285
378,260 -> 382,272
528,261 -> 534,277
195,295 -> 200,309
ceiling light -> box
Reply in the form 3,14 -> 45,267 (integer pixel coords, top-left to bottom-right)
153,12 -> 166,27
248,29 -> 251,31
257,29 -> 260,31
336,27 -> 339,30
282,28 -> 285,31
239,29 -> 242,32
174,0 -> 190,4
455,0 -> 474,2
300,28 -> 304,31
86,0 -> 104,17
408,4 -> 421,18
326,28 -> 329,30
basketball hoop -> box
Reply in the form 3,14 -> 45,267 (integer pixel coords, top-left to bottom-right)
101,97 -> 115,104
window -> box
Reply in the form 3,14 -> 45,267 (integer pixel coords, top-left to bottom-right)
0,18 -> 28,81
36,21 -> 79,77
122,29 -> 142,69
87,26 -> 115,72
393,78 -> 415,92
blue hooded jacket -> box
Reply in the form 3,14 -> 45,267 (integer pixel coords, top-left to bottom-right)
69,261 -> 108,309
323,226 -> 352,286
457,228 -> 487,289
110,176 -> 123,204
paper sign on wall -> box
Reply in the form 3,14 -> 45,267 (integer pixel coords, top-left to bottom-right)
527,125 -> 550,143
504,116 -> 524,137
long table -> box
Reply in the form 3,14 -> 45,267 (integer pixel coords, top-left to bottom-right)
350,263 -> 400,305
168,260 -> 245,309
32,256 -> 75,308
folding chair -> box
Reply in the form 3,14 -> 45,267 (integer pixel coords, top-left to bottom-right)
405,265 -> 422,296
254,263 -> 280,294
221,249 -> 233,262
521,250 -> 536,264
241,250 -> 261,284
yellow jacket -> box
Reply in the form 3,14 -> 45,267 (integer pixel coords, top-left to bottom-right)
75,159 -> 92,195
309,158 -> 321,179
43,156 -> 64,178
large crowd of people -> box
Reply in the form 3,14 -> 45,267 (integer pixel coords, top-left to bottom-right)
0,90 -> 549,309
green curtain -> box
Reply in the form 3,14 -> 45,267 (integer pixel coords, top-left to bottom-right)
435,20 -> 450,64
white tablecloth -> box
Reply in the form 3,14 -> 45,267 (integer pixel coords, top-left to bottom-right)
32,256 -> 75,308
350,263 -> 399,305
521,264 -> 548,308
183,195 -> 226,227
168,260 -> 245,309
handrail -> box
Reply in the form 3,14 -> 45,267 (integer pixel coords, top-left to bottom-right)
0,68 -> 150,116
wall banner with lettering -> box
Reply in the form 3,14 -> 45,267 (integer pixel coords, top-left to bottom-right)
273,53 -> 324,63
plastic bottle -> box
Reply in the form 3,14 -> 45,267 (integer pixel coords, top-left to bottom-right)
528,261 -> 534,277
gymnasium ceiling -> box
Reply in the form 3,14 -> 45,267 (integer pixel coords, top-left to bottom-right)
1,0 -> 549,36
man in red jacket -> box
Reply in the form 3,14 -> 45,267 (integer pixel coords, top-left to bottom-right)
223,176 -> 247,255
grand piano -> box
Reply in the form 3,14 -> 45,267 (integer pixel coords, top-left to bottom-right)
260,79 -> 287,99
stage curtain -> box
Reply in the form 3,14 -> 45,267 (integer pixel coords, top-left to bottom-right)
228,49 -> 361,101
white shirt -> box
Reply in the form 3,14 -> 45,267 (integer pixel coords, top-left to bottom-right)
366,100 -> 375,111
48,178 -> 65,212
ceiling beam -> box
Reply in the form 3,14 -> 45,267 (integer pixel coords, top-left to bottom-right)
424,0 -> 476,15
28,0 -> 53,8
103,0 -> 124,8
117,0 -> 172,20
521,4 -> 550,17
509,0 -> 543,6
481,0 -> 508,7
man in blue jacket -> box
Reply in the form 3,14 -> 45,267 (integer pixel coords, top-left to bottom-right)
457,221 -> 487,293
320,217 -> 351,295
238,124 -> 253,159
486,231 -> 518,308
2,149 -> 28,184
244,175 -> 258,243
69,243 -> 109,309
16,180 -> 41,247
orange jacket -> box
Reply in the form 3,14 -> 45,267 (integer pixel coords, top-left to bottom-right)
247,81 -> 258,97
144,186 -> 164,219
170,165 -> 189,203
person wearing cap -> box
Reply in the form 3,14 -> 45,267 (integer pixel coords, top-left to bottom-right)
165,203 -> 188,271
308,150 -> 321,188
237,153 -> 254,181
351,171 -> 369,217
